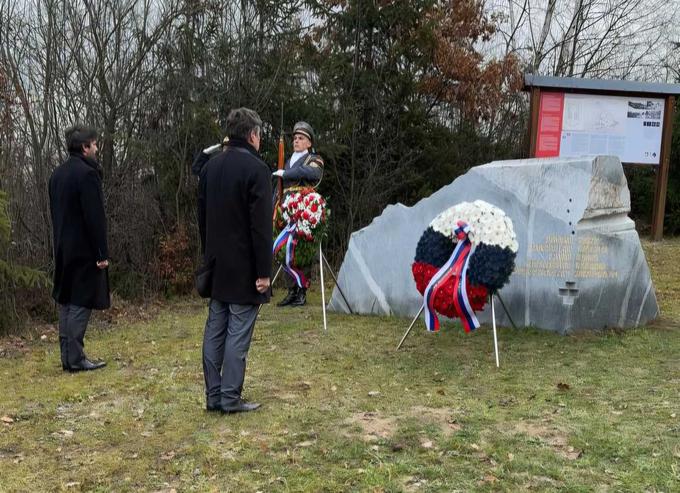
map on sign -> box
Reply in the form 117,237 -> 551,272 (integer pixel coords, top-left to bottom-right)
563,98 -> 621,133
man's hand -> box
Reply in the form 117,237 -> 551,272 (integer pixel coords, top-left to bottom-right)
96,260 -> 109,269
272,170 -> 285,178
255,277 -> 270,293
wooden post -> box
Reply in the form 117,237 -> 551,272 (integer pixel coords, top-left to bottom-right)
651,96 -> 676,241
528,87 -> 541,157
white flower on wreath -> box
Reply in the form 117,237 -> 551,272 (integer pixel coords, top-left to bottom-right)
282,191 -> 326,236
430,200 -> 518,252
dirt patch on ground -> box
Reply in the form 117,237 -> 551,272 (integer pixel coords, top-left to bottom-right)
511,422 -> 582,460
346,411 -> 398,442
346,406 -> 463,443
512,472 -> 565,490
0,336 -> 32,358
409,406 -> 462,436
401,476 -> 430,492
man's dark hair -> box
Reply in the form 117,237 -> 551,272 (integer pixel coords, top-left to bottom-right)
225,108 -> 262,141
65,125 -> 98,154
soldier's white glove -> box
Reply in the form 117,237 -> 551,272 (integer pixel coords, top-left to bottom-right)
272,170 -> 285,177
203,143 -> 222,155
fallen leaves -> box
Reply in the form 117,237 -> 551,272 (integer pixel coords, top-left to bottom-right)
1,415 -> 14,424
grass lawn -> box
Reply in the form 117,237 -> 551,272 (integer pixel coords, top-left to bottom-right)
1,238 -> 679,492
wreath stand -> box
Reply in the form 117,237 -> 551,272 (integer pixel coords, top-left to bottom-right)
396,292 -> 517,368
260,245 -> 353,331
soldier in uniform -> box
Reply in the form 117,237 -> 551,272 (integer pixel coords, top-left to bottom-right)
271,121 -> 323,307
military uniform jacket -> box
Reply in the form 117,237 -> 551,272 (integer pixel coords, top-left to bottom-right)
282,152 -> 323,191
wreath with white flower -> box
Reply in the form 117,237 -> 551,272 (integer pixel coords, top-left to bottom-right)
274,188 -> 329,269
412,200 -> 518,331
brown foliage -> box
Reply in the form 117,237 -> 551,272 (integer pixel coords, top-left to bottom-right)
421,0 -> 523,122
154,225 -> 194,296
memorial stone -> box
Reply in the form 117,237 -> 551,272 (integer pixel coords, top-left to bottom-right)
328,156 -> 659,333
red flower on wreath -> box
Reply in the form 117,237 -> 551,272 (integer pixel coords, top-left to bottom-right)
412,261 -> 488,319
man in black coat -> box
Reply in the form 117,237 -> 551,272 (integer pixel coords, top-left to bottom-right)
49,125 -> 109,372
198,108 -> 272,414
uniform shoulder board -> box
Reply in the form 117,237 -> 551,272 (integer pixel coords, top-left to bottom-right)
307,154 -> 324,168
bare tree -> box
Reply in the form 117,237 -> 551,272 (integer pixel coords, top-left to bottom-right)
490,0 -> 676,81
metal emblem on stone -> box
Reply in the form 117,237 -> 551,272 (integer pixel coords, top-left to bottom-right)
328,155 -> 659,333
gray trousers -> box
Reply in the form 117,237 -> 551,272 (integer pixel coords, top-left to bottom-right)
202,300 -> 258,407
58,304 -> 92,367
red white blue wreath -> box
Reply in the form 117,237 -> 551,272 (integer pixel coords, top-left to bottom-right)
412,200 -> 518,332
273,189 -> 329,288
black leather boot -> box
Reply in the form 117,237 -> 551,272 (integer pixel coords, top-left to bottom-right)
290,287 -> 307,307
277,287 -> 298,307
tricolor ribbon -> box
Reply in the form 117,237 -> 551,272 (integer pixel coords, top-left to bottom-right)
273,223 -> 308,289
423,221 -> 480,333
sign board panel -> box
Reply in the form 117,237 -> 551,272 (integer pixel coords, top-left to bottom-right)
535,92 -> 665,164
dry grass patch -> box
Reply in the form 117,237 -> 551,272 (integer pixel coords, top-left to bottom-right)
409,405 -> 462,436
346,411 -> 398,442
511,421 -> 582,460
347,406 -> 462,444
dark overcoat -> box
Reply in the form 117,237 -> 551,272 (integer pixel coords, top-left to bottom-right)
49,153 -> 110,309
198,138 -> 273,305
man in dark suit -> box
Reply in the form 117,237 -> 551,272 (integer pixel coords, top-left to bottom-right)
198,108 -> 272,414
49,125 -> 109,372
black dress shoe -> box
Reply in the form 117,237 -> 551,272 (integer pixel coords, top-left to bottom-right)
206,404 -> 221,412
277,287 -> 298,307
220,400 -> 261,414
66,359 -> 107,372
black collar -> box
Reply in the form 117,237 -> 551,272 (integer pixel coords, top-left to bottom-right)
70,152 -> 103,178
226,137 -> 260,158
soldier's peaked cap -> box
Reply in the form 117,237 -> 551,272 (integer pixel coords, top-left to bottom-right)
293,121 -> 314,144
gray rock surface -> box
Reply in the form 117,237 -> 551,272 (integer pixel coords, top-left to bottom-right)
328,155 -> 659,333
